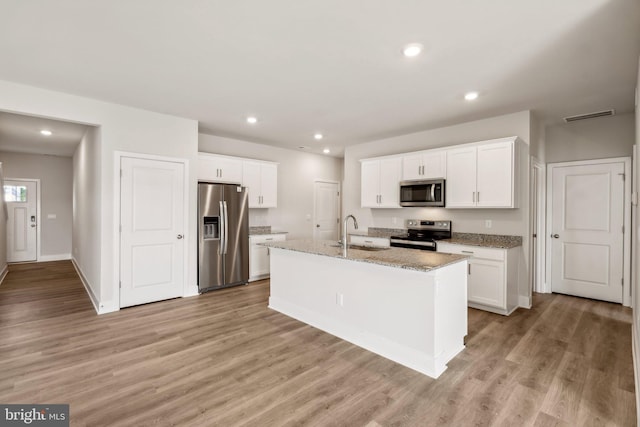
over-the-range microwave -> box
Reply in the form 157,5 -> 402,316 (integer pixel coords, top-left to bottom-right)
399,179 -> 445,207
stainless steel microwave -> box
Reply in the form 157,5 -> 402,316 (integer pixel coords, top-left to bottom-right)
399,179 -> 445,207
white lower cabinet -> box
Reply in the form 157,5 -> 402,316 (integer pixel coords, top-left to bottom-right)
249,234 -> 286,281
437,242 -> 519,315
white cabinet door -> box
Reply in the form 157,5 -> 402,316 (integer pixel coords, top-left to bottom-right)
468,258 -> 505,308
446,146 -> 477,207
361,160 -> 380,207
422,150 -> 446,179
402,151 -> 446,180
243,161 -> 262,207
476,141 -> 513,208
402,154 -> 424,180
260,163 -> 278,207
198,154 -> 242,184
378,158 -> 401,208
243,161 -> 278,208
249,234 -> 286,281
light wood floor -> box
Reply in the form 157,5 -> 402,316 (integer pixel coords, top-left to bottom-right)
0,261 -> 636,426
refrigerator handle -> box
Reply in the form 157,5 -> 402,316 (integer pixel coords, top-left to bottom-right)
223,201 -> 229,255
219,201 -> 226,254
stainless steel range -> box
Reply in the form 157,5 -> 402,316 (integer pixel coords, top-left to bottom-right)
390,220 -> 451,251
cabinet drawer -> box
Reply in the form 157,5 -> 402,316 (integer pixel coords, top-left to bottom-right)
437,242 -> 505,261
349,235 -> 390,247
250,234 -> 286,244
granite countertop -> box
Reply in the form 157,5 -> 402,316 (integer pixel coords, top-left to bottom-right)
249,230 -> 288,236
441,233 -> 523,249
262,239 -> 467,273
349,227 -> 406,239
249,226 -> 288,236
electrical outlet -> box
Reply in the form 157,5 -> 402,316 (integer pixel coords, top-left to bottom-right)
485,220 -> 492,229
336,293 -> 344,306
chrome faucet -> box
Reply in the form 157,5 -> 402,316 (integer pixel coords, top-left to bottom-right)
342,215 -> 358,257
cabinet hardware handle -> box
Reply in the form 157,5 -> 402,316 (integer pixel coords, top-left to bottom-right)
472,192 -> 475,203
477,192 -> 480,203
468,264 -> 471,275
266,238 -> 273,241
462,250 -> 474,254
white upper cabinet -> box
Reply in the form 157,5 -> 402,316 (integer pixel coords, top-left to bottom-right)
360,157 -> 401,208
402,150 -> 446,181
198,153 -> 243,184
446,146 -> 478,207
446,138 -> 517,208
243,160 -> 278,208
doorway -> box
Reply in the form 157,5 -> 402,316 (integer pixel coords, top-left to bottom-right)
531,159 -> 545,293
4,178 -> 39,263
546,158 -> 631,304
313,180 -> 340,241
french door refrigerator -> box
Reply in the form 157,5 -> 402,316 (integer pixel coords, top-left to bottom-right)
198,182 -> 249,292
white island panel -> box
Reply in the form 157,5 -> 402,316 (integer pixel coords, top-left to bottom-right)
268,247 -> 467,378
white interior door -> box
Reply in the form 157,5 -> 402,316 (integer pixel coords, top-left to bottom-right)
120,157 -> 185,308
313,181 -> 339,240
5,179 -> 37,262
550,161 -> 625,303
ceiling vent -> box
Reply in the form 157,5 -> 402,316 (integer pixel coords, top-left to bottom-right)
563,109 -> 615,123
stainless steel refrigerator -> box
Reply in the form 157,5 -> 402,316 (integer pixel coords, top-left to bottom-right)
198,182 -> 249,292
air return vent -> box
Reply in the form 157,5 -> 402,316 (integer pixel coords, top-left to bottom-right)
563,109 -> 615,123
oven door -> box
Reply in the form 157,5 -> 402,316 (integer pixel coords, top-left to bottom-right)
399,180 -> 445,207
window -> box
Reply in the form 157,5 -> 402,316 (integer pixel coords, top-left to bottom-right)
4,185 -> 27,202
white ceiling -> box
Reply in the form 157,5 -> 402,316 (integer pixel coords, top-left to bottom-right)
0,0 -> 638,157
0,112 -> 90,156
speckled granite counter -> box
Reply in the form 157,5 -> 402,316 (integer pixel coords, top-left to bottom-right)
442,233 -> 522,249
349,227 -> 406,238
263,239 -> 467,272
249,226 -> 288,236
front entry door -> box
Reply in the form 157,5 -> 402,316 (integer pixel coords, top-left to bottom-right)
549,160 -> 625,303
313,181 -> 340,240
120,157 -> 185,308
5,179 -> 37,262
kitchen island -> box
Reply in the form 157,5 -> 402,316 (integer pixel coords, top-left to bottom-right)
265,240 -> 468,378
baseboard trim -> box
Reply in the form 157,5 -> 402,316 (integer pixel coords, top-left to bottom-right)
633,320 -> 640,425
0,264 -> 8,286
38,253 -> 71,262
71,257 -> 103,315
518,295 -> 532,309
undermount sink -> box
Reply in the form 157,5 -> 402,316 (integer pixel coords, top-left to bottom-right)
328,242 -> 389,251
350,245 -> 390,251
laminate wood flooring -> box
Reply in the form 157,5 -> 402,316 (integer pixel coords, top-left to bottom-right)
0,261 -> 635,426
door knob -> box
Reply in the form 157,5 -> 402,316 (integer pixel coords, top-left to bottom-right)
177,234 -> 184,239
316,224 -> 320,228
552,234 -> 559,238
30,224 -> 36,228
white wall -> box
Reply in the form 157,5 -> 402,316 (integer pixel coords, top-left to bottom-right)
343,110 -> 532,304
0,80 -> 199,313
633,55 -> 640,419
0,163 -> 7,280
199,134 -> 343,239
545,113 -> 635,164
0,151 -> 73,258
73,127 -> 102,304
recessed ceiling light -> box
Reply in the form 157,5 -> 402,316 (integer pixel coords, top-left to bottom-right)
246,116 -> 258,124
464,92 -> 479,101
402,43 -> 423,57
40,130 -> 52,136
314,133 -> 323,140
323,148 -> 331,154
